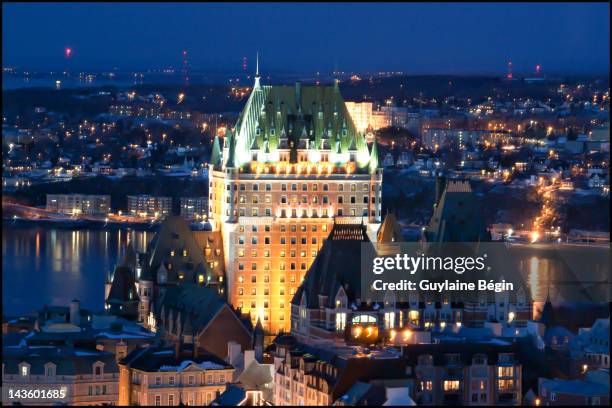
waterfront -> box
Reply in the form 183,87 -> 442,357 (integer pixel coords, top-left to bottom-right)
2,224 -> 153,316
3,223 -> 609,318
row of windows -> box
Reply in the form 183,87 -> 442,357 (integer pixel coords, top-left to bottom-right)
240,236 -> 321,245
212,181 -> 377,193
237,251 -> 318,260
237,301 -> 289,318
153,391 -> 216,406
237,274 -> 300,283
233,207 -> 374,217
238,195 -> 376,204
237,287 -> 296,297
152,372 -> 226,386
237,224 -> 329,233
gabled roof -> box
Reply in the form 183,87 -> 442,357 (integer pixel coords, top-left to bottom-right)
292,223 -> 374,308
156,285 -> 252,337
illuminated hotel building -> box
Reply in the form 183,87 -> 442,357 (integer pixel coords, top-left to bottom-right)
208,69 -> 382,333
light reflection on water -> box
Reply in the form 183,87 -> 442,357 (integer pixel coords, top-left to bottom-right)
2,225 -> 152,316
2,225 -> 609,317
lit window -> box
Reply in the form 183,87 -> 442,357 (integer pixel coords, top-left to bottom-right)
444,380 -> 460,391
335,312 -> 346,331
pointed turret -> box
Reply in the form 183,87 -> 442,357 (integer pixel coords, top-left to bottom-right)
539,284 -> 555,327
253,317 -> 264,362
225,129 -> 236,168
210,136 -> 221,168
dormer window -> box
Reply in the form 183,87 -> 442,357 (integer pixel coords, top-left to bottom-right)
93,362 -> 104,378
170,250 -> 175,257
19,363 -> 30,377
45,363 -> 56,377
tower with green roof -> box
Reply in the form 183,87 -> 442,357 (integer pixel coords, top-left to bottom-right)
207,58 -> 383,334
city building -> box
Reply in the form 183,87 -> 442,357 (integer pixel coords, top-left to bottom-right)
118,345 -> 234,406
270,333 -> 522,405
538,369 -> 609,406
104,216 -> 257,361
46,193 -> 110,216
6,298 -> 158,364
290,179 -> 529,346
152,285 -> 255,360
127,195 -> 172,218
2,344 -> 119,406
421,128 -> 510,150
569,318 -> 610,374
208,73 -> 382,334
272,334 -> 409,406
180,196 -> 209,220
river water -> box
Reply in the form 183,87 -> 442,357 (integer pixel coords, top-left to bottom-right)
2,224 -> 154,316
2,224 -> 609,317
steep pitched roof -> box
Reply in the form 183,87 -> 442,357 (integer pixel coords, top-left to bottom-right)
229,82 -> 371,169
143,215 -> 211,284
292,223 -> 374,308
106,265 -> 139,305
425,179 -> 490,242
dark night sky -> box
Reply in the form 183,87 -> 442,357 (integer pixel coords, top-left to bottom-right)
2,2 -> 610,74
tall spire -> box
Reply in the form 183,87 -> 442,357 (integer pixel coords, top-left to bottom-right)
254,52 -> 261,89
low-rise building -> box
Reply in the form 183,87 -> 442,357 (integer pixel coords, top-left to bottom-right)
118,345 -> 234,406
2,344 -> 119,406
46,194 -> 110,216
127,195 -> 172,218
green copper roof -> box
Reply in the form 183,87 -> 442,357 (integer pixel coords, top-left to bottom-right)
227,81 -> 378,170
